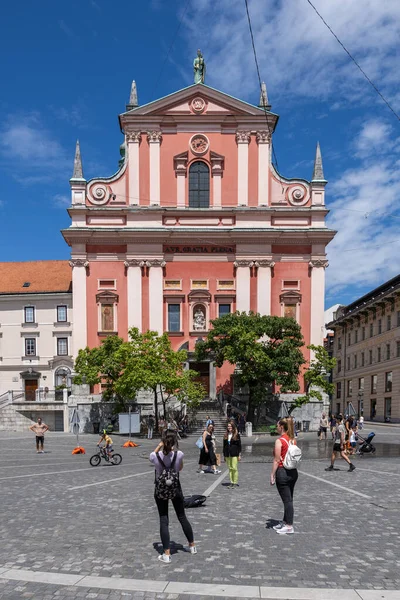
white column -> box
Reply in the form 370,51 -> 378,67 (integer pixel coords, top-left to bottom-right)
147,131 -> 162,206
309,259 -> 328,356
124,260 -> 143,331
69,259 -> 88,356
234,260 -> 252,312
256,131 -> 270,206
148,260 -> 165,334
126,132 -> 141,206
255,260 -> 274,315
176,172 -> 186,207
212,173 -> 222,207
236,131 -> 250,206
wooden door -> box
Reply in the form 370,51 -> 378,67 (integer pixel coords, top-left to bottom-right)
25,379 -> 38,401
189,362 -> 210,396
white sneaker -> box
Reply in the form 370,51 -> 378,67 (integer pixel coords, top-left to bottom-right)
158,553 -> 171,563
214,469 -> 221,474
273,522 -> 284,531
185,545 -> 197,554
276,525 -> 294,535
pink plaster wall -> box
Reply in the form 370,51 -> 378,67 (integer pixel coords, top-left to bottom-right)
86,260 -> 128,349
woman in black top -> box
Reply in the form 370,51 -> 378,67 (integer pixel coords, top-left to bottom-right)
223,421 -> 242,488
198,424 -> 221,474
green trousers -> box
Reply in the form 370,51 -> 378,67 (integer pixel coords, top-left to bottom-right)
225,456 -> 239,484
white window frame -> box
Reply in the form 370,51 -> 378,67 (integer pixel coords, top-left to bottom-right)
56,305 -> 68,323
57,337 -> 69,357
97,279 -> 117,290
24,306 -> 35,324
25,337 -> 37,356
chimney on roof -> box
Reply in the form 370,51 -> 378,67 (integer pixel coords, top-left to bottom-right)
258,82 -> 271,111
126,80 -> 138,111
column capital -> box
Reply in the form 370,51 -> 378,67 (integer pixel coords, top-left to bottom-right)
147,130 -> 163,144
234,260 -> 254,268
236,131 -> 251,144
69,259 -> 89,269
309,259 -> 329,269
146,259 -> 166,268
124,259 -> 146,268
253,260 -> 275,268
126,131 -> 142,143
256,130 -> 271,144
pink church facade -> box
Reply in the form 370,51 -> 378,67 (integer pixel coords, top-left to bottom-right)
63,81 -> 335,398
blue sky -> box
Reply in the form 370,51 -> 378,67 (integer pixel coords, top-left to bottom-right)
1,0 -> 399,308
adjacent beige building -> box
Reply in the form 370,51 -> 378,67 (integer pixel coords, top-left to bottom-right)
328,275 -> 400,423
0,261 -> 73,430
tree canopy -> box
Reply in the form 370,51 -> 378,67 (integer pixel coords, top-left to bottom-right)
74,329 -> 205,425
195,312 -> 334,421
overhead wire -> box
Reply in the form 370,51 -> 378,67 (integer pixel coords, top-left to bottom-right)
305,0 -> 400,123
243,0 -> 286,198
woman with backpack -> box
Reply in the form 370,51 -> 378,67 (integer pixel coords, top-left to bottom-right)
270,417 -> 299,535
150,431 -> 197,563
223,421 -> 242,488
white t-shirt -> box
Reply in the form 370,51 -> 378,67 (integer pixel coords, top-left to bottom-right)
150,450 -> 184,476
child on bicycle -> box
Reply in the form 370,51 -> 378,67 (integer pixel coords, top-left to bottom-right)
97,430 -> 113,460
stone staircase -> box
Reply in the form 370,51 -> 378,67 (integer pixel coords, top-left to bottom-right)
188,401 -> 228,438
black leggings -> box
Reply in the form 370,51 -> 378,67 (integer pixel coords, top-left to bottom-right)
275,467 -> 298,525
155,493 -> 194,551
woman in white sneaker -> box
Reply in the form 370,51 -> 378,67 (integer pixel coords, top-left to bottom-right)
270,417 -> 298,535
150,431 -> 197,563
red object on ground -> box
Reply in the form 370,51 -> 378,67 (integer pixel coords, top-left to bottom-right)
122,440 -> 138,447
72,446 -> 86,454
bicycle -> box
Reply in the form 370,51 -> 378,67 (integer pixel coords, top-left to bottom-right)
89,445 -> 122,466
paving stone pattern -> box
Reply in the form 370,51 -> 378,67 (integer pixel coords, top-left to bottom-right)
0,432 -> 399,598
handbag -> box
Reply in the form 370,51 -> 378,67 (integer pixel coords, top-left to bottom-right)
195,436 -> 204,449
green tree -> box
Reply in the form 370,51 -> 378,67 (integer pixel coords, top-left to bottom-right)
290,344 -> 336,413
74,330 -> 205,429
74,335 -> 130,410
195,312 -> 306,422
119,329 -> 204,430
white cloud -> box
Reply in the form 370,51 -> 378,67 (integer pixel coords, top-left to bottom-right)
0,114 -> 70,184
326,119 -> 400,294
182,0 -> 400,109
53,194 -> 70,209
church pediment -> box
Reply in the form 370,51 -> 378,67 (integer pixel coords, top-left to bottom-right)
120,84 -> 279,123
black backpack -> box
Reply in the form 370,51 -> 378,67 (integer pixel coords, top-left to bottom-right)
154,452 -> 180,500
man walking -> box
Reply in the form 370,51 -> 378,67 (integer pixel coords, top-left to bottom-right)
30,417 -> 49,453
325,415 -> 355,472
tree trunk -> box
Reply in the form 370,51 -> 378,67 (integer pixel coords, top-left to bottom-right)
247,388 -> 255,423
154,387 -> 159,434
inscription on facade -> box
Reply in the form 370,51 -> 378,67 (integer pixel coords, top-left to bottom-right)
164,245 -> 235,254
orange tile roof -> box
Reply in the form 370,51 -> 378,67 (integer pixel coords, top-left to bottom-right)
0,261 -> 72,294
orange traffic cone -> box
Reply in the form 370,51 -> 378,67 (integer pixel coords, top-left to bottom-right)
72,446 -> 86,454
122,440 -> 138,447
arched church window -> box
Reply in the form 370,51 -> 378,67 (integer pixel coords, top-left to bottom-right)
189,161 -> 210,208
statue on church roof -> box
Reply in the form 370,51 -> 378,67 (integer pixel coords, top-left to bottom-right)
193,49 -> 206,84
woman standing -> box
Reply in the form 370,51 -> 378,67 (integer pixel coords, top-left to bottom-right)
223,421 -> 242,488
270,417 -> 298,535
150,431 -> 197,563
197,423 -> 221,474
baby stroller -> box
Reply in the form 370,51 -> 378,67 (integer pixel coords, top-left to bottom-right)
357,432 -> 376,455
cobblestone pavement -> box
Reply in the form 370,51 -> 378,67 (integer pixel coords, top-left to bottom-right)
0,430 -> 399,599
